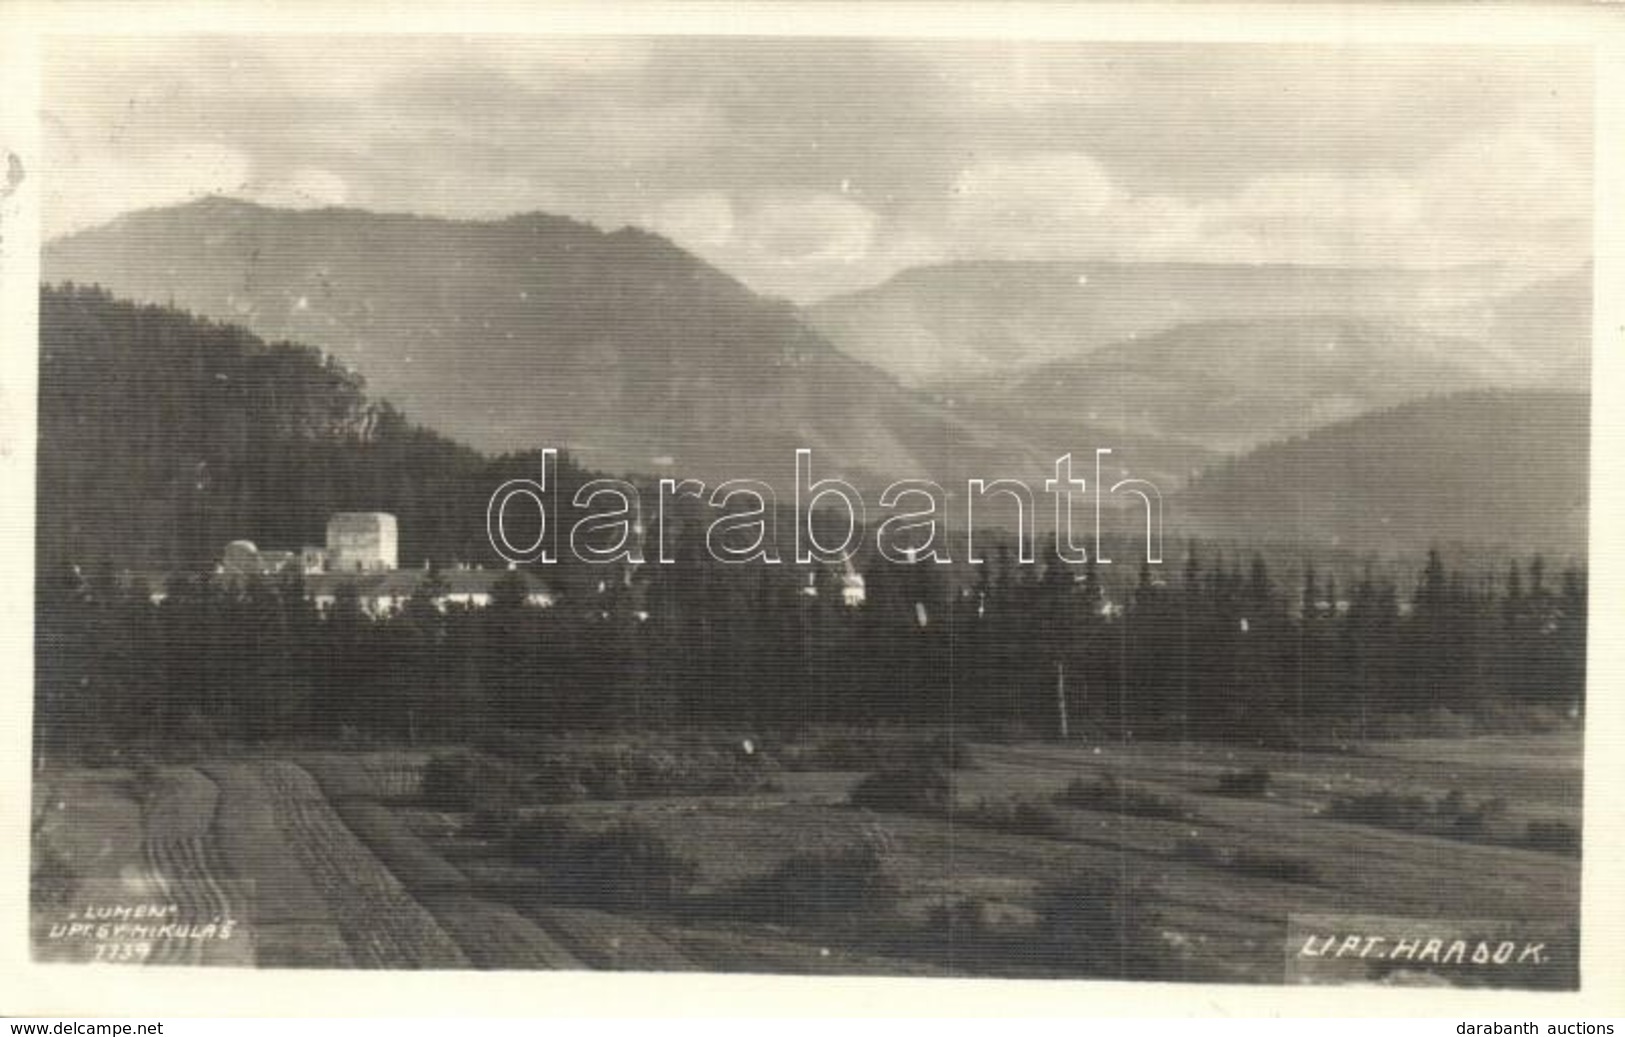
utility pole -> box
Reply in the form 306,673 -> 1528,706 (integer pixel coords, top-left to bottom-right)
1056,659 -> 1070,739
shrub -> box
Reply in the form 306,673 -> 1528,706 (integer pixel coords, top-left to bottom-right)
1524,820 -> 1581,856
925,896 -> 992,939
419,750 -> 528,816
1329,787 -> 1507,844
517,745 -> 779,802
967,796 -> 1069,839
1172,834 -> 1221,866
849,763 -> 952,816
1058,774 -> 1198,821
1031,871 -> 1162,977
508,816 -> 697,910
1215,767 -> 1271,797
733,830 -> 899,924
529,754 -> 591,804
913,733 -> 977,771
1328,789 -> 1430,829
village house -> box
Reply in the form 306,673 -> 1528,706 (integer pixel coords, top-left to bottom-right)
203,512 -> 555,615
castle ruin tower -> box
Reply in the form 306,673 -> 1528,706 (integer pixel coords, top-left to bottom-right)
327,513 -> 399,573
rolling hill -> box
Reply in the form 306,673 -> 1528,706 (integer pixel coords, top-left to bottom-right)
1173,391 -> 1589,556
805,260 -> 1522,389
980,316 -> 1520,454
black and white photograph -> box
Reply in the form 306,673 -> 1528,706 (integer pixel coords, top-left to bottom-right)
11,11 -> 1612,1008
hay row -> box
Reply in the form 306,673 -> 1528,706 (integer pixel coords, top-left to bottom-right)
524,906 -> 696,971
144,767 -> 219,842
416,893 -> 585,970
257,761 -> 468,969
199,763 -> 331,926
142,835 -> 242,966
358,753 -> 428,800
298,753 -> 426,801
140,767 -> 245,967
327,797 -> 469,894
249,922 -> 355,969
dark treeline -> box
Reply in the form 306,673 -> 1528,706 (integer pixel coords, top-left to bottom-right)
36,542 -> 1585,754
34,284 -> 1587,754
39,283 -> 602,573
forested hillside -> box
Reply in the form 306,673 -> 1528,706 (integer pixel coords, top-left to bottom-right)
38,283 -> 596,573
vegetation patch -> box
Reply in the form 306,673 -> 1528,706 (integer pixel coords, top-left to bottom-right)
727,828 -> 901,925
1214,767 -> 1272,798
964,795 -> 1069,839
506,816 -> 698,911
1057,773 -> 1199,821
419,750 -> 529,814
1173,834 -> 1321,884
1327,787 -> 1507,842
1030,872 -> 1166,978
329,797 -> 469,894
1523,820 -> 1580,857
848,763 -> 953,816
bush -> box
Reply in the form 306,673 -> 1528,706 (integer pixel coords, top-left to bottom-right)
732,829 -> 899,924
1172,834 -> 1221,866
1328,787 -> 1507,844
516,745 -> 779,802
967,796 -> 1069,839
1215,767 -> 1271,797
1524,820 -> 1580,856
1058,774 -> 1198,821
914,733 -> 977,771
1031,871 -> 1163,977
925,896 -> 992,939
849,763 -> 952,816
1327,789 -> 1430,829
508,816 -> 697,910
419,750 -> 528,816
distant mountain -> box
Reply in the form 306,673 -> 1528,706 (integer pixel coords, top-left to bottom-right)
42,198 -> 1210,495
974,315 -> 1520,454
805,260 -> 1515,388
1418,265 -> 1592,390
1173,391 -> 1589,555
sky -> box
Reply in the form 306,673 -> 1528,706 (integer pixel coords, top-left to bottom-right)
42,36 -> 1592,302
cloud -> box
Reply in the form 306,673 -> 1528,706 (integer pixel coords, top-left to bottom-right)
932,107 -> 1587,276
1421,121 -> 1589,226
250,167 -> 350,210
40,37 -> 1590,288
43,140 -> 251,237
651,191 -> 735,252
748,192 -> 878,264
952,152 -> 1115,222
646,189 -> 938,302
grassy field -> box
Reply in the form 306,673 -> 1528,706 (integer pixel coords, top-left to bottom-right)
29,731 -> 1581,983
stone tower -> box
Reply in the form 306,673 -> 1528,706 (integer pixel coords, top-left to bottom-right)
326,512 -> 398,573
